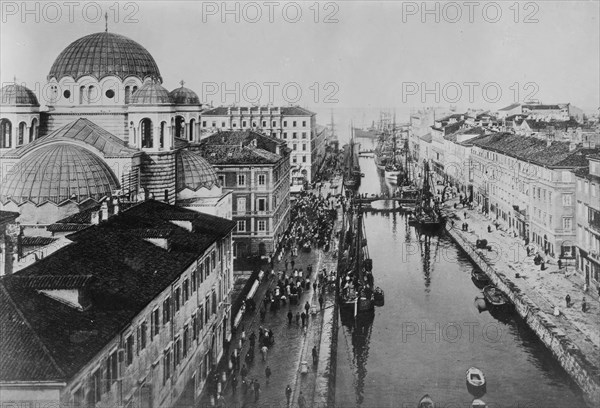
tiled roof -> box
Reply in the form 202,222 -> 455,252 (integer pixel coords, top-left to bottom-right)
2,118 -> 139,159
201,106 -> 315,116
176,150 -> 219,192
470,132 -> 600,168
130,82 -> 172,105
444,126 -> 487,142
194,130 -> 287,165
0,200 -> 235,382
0,84 -> 39,106
21,236 -> 58,247
0,210 -> 19,224
419,133 -> 432,143
522,104 -> 561,110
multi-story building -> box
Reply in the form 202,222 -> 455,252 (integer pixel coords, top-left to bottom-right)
468,132 -> 596,256
0,200 -> 236,408
198,106 -> 325,185
193,130 -> 291,260
575,154 -> 600,287
521,103 -> 584,122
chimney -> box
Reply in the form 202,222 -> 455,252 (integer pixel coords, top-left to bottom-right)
91,210 -> 100,225
101,201 -> 109,221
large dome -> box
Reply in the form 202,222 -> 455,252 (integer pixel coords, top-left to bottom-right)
0,144 -> 119,206
48,32 -> 162,82
176,150 -> 219,192
0,84 -> 39,106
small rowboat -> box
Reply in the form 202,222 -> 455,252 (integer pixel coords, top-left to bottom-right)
482,285 -> 509,308
417,394 -> 435,408
466,366 -> 486,389
471,269 -> 490,288
471,399 -> 487,408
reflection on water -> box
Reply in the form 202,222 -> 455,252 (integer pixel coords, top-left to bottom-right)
334,155 -> 587,408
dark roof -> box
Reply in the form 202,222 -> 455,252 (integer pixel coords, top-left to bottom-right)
419,133 -> 432,143
470,132 -> 600,168
522,104 -> 562,110
0,84 -> 39,106
0,211 -> 19,225
498,103 -> 521,111
0,200 -> 235,382
444,126 -> 487,142
21,236 -> 58,247
201,106 -> 315,116
194,131 -> 287,165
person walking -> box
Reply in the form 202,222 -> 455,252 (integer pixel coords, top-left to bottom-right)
295,311 -> 301,325
291,259 -> 295,270
231,375 -> 238,394
261,345 -> 268,362
298,391 -> 306,408
249,331 -> 256,349
241,364 -> 248,380
301,311 -> 307,327
318,295 -> 324,310
285,385 -> 292,405
287,309 -> 293,324
312,346 -> 318,365
253,379 -> 261,402
582,297 -> 588,313
265,366 -> 272,384
304,301 -> 310,316
241,326 -> 246,344
565,294 -> 571,308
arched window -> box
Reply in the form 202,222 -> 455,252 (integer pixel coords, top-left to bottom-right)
175,116 -> 185,139
189,119 -> 195,141
141,118 -> 153,148
18,122 -> 26,145
29,118 -> 38,142
160,122 -> 166,148
79,86 -> 85,104
132,86 -> 138,95
125,86 -> 131,104
0,119 -> 12,148
87,86 -> 95,104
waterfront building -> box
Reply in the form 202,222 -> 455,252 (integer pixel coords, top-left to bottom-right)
468,132 -> 597,258
0,200 -> 236,407
192,130 -> 291,261
198,106 -> 326,186
521,103 -> 584,122
496,103 -> 521,119
0,31 -> 230,227
575,154 -> 600,287
442,126 -> 488,198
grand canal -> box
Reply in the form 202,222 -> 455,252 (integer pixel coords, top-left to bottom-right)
334,154 -> 587,407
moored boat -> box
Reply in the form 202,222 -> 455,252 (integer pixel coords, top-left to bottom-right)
466,366 -> 487,397
417,394 -> 435,408
471,269 -> 490,287
482,285 -> 510,308
471,398 -> 487,408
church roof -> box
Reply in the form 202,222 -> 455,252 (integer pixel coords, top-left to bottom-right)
0,84 -> 39,106
0,144 -> 119,206
2,118 -> 139,159
169,86 -> 201,105
130,81 -> 172,105
48,32 -> 162,82
176,150 -> 219,192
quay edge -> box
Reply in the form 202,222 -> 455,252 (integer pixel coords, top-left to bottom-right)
445,222 -> 600,407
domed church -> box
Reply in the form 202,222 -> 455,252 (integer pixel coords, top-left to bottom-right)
0,30 -> 230,225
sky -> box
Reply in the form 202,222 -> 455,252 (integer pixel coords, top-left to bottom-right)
1,0 -> 599,129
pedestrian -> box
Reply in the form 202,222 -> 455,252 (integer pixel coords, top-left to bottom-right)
464,211 -> 467,219
241,364 -> 248,379
261,345 -> 268,362
301,311 -> 307,327
241,325 -> 246,344
298,391 -> 306,408
565,294 -> 571,308
231,375 -> 238,394
291,259 -> 295,269
249,331 -> 256,349
285,385 -> 292,405
312,346 -> 318,365
304,301 -> 310,315
318,295 -> 324,310
582,297 -> 588,313
265,366 -> 272,384
296,311 -> 301,325
253,380 -> 261,402
313,281 -> 317,291
287,309 -> 293,324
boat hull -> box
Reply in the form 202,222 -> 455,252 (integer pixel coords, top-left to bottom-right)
482,285 -> 510,309
384,170 -> 401,179
417,394 -> 435,408
466,367 -> 487,397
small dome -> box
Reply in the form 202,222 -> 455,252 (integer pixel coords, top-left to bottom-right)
48,32 -> 162,82
169,86 -> 200,105
0,144 -> 119,206
0,84 -> 39,106
176,150 -> 219,192
130,82 -> 172,105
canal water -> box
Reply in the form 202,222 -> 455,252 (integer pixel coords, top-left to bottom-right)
334,155 -> 587,408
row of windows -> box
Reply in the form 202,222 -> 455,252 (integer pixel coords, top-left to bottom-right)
237,219 -> 267,232
217,173 -> 268,188
577,179 -> 599,198
0,118 -> 39,148
292,155 -> 308,163
202,120 -> 307,128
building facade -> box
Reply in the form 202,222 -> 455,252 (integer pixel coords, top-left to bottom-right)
193,130 -> 291,260
198,106 -> 326,185
0,201 -> 236,408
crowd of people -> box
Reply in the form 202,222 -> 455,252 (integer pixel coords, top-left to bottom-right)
286,190 -> 338,251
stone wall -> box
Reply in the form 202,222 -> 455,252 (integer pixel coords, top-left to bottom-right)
140,151 -> 176,204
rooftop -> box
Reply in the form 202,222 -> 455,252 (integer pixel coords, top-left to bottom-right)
201,105 -> 315,116
194,130 -> 288,165
0,200 -> 235,382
